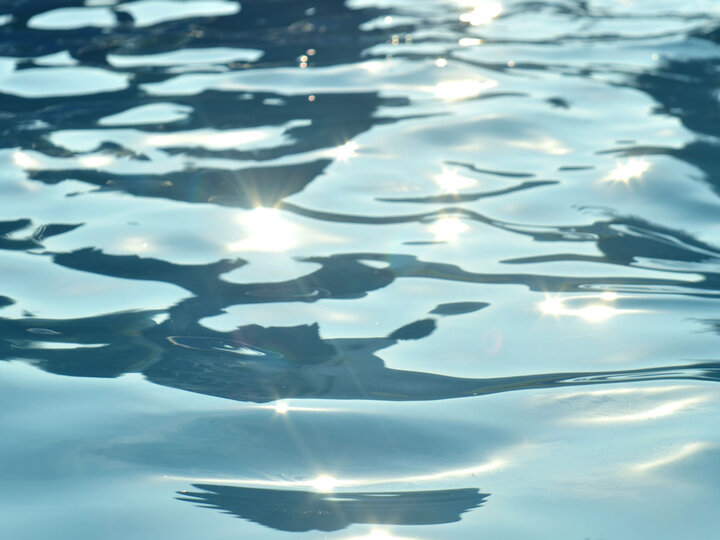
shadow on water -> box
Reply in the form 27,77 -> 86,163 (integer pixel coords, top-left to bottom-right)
176,485 -> 489,532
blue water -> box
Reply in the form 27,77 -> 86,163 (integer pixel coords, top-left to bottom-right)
2,1 -> 720,538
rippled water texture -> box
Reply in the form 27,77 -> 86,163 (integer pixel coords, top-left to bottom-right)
2,1 -> 720,538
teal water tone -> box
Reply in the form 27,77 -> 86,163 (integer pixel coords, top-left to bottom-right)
2,0 -> 720,538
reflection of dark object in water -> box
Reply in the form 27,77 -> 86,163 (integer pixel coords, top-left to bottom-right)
4,214 -> 720,403
145,320 -> 720,403
430,301 -> 489,316
445,160 -> 534,178
0,219 -> 81,251
242,286 -> 330,301
31,159 -> 332,209
387,318 -> 435,340
377,180 -> 557,204
3,303 -> 720,403
177,484 -> 489,532
167,336 -> 285,361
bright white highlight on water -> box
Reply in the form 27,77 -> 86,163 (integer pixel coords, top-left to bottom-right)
579,397 -> 705,424
164,458 -> 506,490
432,78 -> 497,101
429,217 -> 470,242
434,168 -> 476,192
311,475 -> 339,492
634,442 -> 709,472
606,158 -> 650,184
539,296 -> 565,315
549,385 -> 693,401
573,304 -> 618,323
361,60 -> 387,73
146,128 -> 269,150
459,37 -> 483,46
78,155 -> 114,168
347,530 -> 415,540
12,151 -> 41,169
274,401 -> 289,414
539,293 -> 641,322
255,403 -> 334,413
510,136 -> 570,155
121,237 -> 151,253
329,141 -> 359,162
99,103 -> 193,126
460,1 -> 503,25
227,208 -> 298,252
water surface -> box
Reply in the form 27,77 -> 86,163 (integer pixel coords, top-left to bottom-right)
2,1 -> 720,539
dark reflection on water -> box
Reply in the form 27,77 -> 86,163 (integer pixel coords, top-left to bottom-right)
177,485 -> 489,532
0,218 -> 81,251
3,301 -> 720,402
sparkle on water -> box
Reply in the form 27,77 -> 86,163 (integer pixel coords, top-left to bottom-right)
328,141 -> 360,161
428,216 -> 471,241
434,167 -> 476,192
346,530 -> 416,540
432,78 -> 497,101
538,293 -> 641,323
606,158 -> 651,184
227,207 -> 298,252
310,474 -> 339,492
459,1 -> 503,26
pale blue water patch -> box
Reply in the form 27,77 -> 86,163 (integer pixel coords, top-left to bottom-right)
115,0 -> 240,27
27,7 -> 118,29
107,47 -> 264,67
98,103 -> 194,126
2,0 -> 720,539
0,65 -> 129,97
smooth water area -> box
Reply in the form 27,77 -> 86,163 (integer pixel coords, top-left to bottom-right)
2,1 -> 720,538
